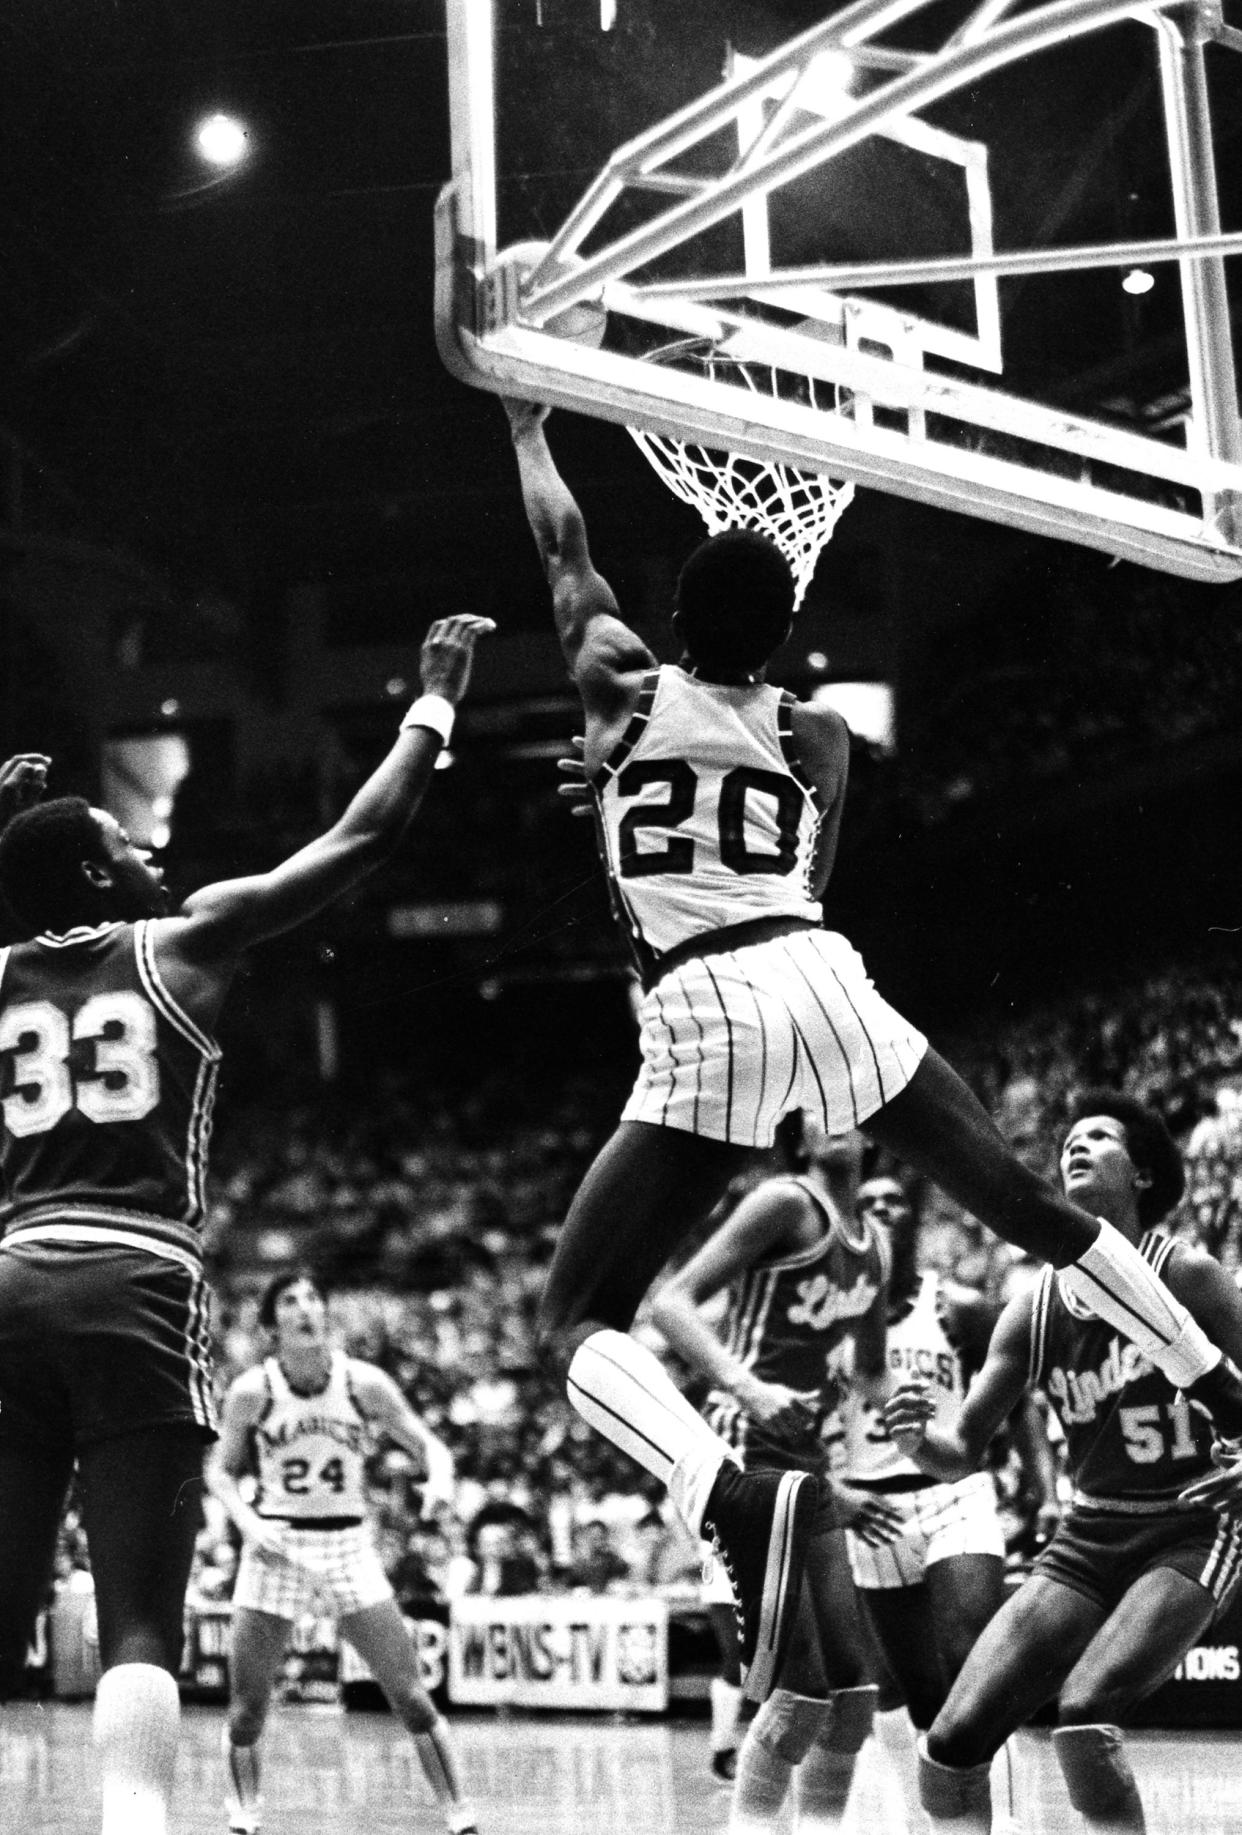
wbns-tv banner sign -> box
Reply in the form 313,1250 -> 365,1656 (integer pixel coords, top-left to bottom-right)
448,1596 -> 669,1712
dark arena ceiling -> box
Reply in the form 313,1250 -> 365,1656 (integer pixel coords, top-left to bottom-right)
3,0 -> 1242,627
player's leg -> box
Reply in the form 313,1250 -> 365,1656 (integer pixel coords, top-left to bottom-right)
340,1600 -> 478,1835
76,1424 -> 207,1835
1053,1566 -> 1218,1834
923,1551 -> 1006,1715
861,1584 -> 946,1733
729,1566 -> 832,1835
706,1589 -> 745,1779
866,1051 -> 1242,1423
920,1575 -> 1102,1832
0,1437 -> 75,1697
784,1530 -> 878,1835
539,1119 -> 820,1702
223,1606 -> 294,1833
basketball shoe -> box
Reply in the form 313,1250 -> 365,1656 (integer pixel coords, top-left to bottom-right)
701,1464 -> 818,1704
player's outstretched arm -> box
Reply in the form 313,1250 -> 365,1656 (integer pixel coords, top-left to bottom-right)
502,401 -> 651,714
169,614 -> 493,961
883,1288 -> 1034,1481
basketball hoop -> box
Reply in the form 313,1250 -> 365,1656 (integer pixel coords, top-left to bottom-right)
627,339 -> 856,611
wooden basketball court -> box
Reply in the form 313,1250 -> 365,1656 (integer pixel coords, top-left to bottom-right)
4,1698 -> 1242,1833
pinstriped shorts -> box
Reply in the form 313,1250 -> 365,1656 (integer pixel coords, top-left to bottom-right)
621,928 -> 927,1148
846,1472 -> 1004,1588
233,1521 -> 393,1621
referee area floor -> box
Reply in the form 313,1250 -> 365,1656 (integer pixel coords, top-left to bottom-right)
4,1700 -> 1242,1833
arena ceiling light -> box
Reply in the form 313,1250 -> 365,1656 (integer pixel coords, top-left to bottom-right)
193,112 -> 251,169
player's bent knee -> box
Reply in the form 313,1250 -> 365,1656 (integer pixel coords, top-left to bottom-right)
390,1684 -> 438,1734
924,1712 -> 990,1773
228,1701 -> 269,1745
918,1734 -> 992,1822
753,1689 -> 831,1765
823,1684 -> 877,1755
1052,1723 -> 1140,1818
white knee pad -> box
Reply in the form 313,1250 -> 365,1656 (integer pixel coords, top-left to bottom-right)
918,1735 -> 992,1830
754,1689 -> 832,1766
822,1685 -> 878,1756
1053,1724 -> 1144,1825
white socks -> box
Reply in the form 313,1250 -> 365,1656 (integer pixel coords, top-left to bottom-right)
730,1690 -> 830,1834
1060,1221 -> 1218,1387
567,1329 -> 735,1536
414,1715 -> 477,1832
711,1674 -> 744,1763
94,1662 -> 180,1835
874,1707 -> 932,1833
791,1685 -> 878,1834
223,1725 -> 262,1832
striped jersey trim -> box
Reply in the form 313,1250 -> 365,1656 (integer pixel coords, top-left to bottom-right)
135,921 -> 221,1059
35,923 -> 124,948
135,921 -> 220,1224
1,1211 -> 203,1263
1071,1486 -> 1225,1517
591,668 -> 661,788
776,692 -> 826,815
1202,1513 -> 1242,1601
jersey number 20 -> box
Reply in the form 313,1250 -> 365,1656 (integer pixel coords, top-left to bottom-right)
617,759 -> 804,877
0,993 -> 161,1136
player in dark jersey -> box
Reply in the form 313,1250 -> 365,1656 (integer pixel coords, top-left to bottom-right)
653,1120 -> 902,1834
884,1092 -> 1242,1834
502,396 -> 1242,1714
0,614 -> 491,1835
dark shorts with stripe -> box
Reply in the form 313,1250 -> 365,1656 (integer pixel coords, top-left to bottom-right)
1034,1499 -> 1242,1616
0,1238 -> 218,1449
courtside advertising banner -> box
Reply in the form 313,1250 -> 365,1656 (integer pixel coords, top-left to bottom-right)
448,1595 -> 669,1711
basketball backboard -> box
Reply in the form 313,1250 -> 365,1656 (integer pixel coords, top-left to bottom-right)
436,0 -> 1242,583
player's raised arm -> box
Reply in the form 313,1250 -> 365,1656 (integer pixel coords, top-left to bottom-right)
168,614 -> 492,962
503,400 -> 652,715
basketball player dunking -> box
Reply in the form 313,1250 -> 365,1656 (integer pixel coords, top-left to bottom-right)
0,614 -> 491,1835
500,395 -> 1242,1719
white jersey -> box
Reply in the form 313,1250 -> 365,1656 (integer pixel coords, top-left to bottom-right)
592,666 -> 823,971
842,1273 -> 968,1482
253,1351 -> 373,1522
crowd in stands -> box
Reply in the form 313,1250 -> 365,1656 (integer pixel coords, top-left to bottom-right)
43,941 -> 1242,1628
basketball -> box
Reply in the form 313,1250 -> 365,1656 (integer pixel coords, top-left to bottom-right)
494,240 -> 608,350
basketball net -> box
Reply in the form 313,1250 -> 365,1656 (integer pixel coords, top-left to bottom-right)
627,340 -> 856,611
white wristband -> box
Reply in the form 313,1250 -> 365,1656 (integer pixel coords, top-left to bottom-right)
400,694 -> 455,744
